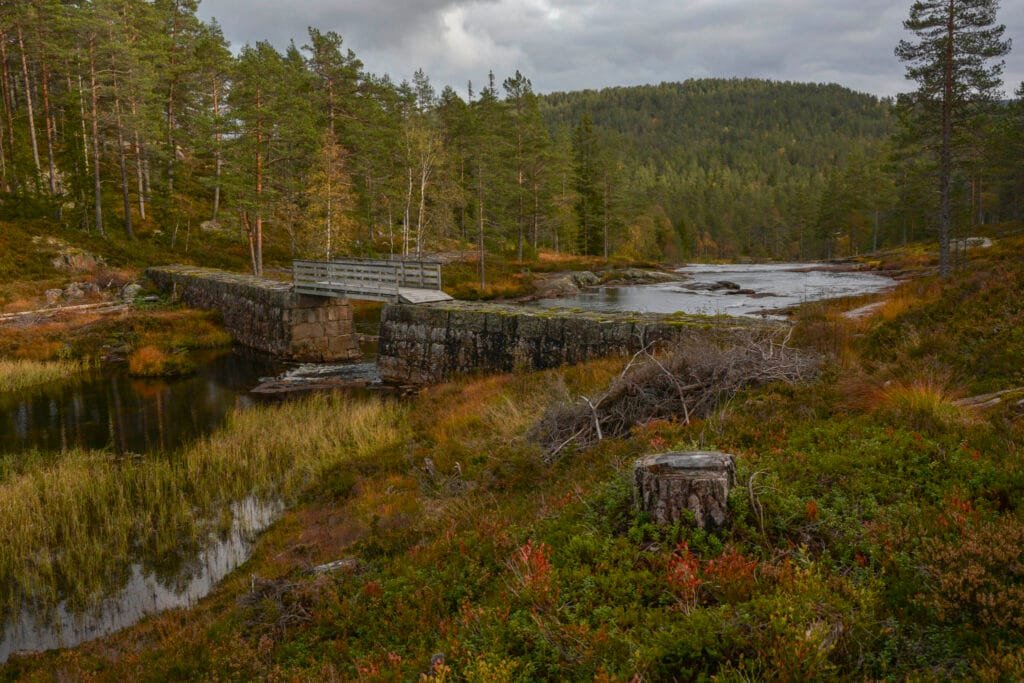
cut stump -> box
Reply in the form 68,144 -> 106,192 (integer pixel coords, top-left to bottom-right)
634,451 -> 735,530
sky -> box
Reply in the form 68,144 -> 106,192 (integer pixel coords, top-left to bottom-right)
196,0 -> 1024,99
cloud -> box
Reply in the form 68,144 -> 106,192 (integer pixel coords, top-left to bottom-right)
197,0 -> 1024,97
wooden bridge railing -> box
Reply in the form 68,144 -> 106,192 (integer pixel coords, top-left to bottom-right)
292,258 -> 446,303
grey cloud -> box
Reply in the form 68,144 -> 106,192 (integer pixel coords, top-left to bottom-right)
198,0 -> 1024,97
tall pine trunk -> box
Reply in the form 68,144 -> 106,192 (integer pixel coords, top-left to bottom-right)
937,0 -> 954,279
114,94 -> 133,239
16,26 -> 41,180
211,79 -> 221,221
0,34 -> 20,191
88,40 -> 104,236
39,61 -> 57,197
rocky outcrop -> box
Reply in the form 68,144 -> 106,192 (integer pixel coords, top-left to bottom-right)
146,265 -> 359,362
378,300 -> 762,384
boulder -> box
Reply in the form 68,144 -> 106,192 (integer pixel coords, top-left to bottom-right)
634,451 -> 736,530
44,288 -> 63,306
121,283 -> 143,301
51,248 -> 103,273
571,270 -> 601,287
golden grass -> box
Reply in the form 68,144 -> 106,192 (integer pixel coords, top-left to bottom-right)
127,345 -> 195,376
0,358 -> 84,393
843,377 -> 973,433
0,393 -> 410,613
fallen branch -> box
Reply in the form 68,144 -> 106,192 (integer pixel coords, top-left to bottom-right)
530,329 -> 819,463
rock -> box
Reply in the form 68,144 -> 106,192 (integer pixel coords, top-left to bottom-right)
571,270 -> 601,287
714,280 -> 741,290
64,281 -> 100,300
310,558 -> 359,575
534,274 -> 579,299
44,288 -> 63,306
634,451 -> 736,530
120,283 -> 143,301
51,248 -> 103,273
603,268 -> 683,284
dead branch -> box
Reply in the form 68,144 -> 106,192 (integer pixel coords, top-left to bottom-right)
529,329 -> 819,463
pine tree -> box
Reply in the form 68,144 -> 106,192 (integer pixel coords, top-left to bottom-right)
895,0 -> 1011,277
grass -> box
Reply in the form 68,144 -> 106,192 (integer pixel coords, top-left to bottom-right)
0,307 -> 233,364
4,237 -> 1024,680
0,393 -> 409,616
0,359 -> 84,393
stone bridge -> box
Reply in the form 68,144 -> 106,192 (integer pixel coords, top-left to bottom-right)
147,266 -> 768,382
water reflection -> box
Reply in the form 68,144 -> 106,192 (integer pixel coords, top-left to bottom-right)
0,497 -> 282,662
0,349 -> 285,455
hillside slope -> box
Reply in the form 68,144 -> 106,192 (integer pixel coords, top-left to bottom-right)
541,79 -> 896,258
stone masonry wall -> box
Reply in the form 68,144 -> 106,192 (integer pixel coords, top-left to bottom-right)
379,301 -> 764,384
147,265 -> 359,362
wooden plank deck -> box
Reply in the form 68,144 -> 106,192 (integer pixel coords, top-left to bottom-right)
293,258 -> 453,304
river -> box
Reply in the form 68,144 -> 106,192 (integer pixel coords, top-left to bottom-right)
534,262 -> 896,318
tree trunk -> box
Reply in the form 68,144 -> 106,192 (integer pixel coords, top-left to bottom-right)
114,95 -> 133,239
211,78 -> 221,221
937,0 -> 955,279
634,452 -> 735,530
88,41 -> 104,236
253,90 -> 264,276
39,61 -> 57,197
16,26 -> 41,178
0,34 -> 20,190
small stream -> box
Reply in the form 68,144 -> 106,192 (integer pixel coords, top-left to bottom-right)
535,262 -> 896,317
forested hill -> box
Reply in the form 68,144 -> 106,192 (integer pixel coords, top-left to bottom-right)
541,79 -> 893,172
540,79 -> 898,259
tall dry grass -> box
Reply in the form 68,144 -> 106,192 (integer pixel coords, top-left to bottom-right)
0,393 -> 409,613
0,358 -> 83,393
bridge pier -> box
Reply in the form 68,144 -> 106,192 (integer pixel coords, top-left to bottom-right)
147,266 -> 359,362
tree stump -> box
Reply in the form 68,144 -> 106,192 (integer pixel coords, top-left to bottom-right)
634,451 -> 735,530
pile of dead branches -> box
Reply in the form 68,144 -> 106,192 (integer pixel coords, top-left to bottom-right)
530,330 -> 819,463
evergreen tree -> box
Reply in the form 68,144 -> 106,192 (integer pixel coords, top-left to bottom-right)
896,0 -> 1011,277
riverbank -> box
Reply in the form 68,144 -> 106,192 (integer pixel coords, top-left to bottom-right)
3,237 -> 1022,679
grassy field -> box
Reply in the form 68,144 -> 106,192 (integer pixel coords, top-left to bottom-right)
2,237 -> 1023,680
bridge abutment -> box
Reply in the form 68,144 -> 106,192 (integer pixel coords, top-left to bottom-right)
147,265 -> 359,362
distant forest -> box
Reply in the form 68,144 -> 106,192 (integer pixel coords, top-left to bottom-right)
0,1 -> 1021,270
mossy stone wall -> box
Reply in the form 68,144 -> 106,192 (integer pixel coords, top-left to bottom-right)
146,266 -> 358,362
379,301 -> 763,383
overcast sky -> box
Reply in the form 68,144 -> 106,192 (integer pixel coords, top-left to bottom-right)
197,0 -> 1024,98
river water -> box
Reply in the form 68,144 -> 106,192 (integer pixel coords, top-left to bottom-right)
0,348 -> 285,455
534,263 -> 896,317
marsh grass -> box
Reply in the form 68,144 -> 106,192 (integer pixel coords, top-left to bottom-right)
0,393 -> 409,615
0,359 -> 84,393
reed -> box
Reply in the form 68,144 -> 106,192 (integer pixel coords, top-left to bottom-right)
0,393 -> 409,613
0,358 -> 83,393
